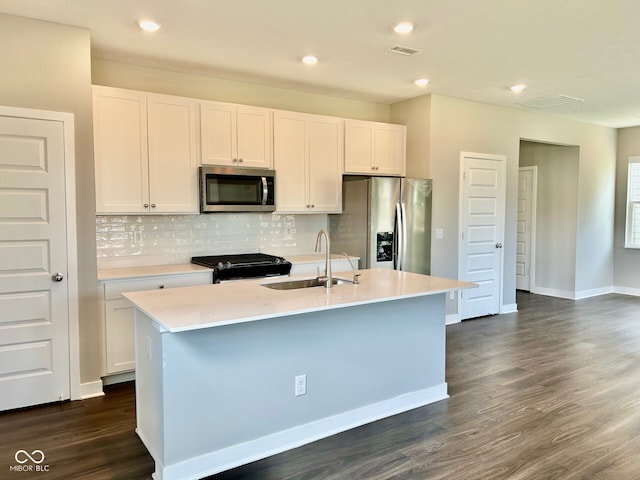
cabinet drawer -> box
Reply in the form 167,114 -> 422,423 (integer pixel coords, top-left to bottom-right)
104,272 -> 211,300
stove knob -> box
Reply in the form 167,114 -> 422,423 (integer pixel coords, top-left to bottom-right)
225,261 -> 232,268
275,257 -> 281,264
217,262 -> 225,269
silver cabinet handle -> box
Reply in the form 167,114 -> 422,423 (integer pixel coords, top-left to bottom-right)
496,243 -> 503,248
52,273 -> 64,282
151,204 -> 156,208
144,203 -> 149,208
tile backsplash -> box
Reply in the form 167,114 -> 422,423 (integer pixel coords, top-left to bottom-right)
96,213 -> 328,269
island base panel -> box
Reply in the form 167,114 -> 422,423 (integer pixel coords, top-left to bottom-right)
134,294 -> 447,480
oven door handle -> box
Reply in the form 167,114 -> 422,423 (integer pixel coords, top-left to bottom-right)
261,176 -> 268,205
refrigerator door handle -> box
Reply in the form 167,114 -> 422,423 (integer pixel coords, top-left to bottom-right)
400,202 -> 408,271
395,202 -> 403,270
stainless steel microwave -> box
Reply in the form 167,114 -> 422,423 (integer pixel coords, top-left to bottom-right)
199,166 -> 276,213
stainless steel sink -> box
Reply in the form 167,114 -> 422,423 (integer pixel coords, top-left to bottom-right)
261,277 -> 349,290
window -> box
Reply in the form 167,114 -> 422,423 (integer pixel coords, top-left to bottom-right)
626,157 -> 640,248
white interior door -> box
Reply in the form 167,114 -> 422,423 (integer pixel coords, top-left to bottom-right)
0,113 -> 71,410
459,152 -> 506,320
516,166 -> 537,291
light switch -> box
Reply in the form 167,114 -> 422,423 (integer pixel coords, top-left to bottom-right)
435,228 -> 444,240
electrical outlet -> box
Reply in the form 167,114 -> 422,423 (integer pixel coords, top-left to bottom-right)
295,374 -> 307,397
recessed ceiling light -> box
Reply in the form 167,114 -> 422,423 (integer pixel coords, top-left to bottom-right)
138,20 -> 161,32
510,84 -> 527,93
414,78 -> 429,87
302,55 -> 318,65
393,21 -> 415,34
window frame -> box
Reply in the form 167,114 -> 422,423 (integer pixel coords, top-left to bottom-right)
625,157 -> 640,249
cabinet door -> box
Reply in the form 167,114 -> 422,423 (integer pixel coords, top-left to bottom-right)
200,101 -> 237,166
374,123 -> 406,176
273,111 -> 308,212
93,86 -> 149,213
104,298 -> 135,374
236,105 -> 273,168
344,120 -> 375,174
308,117 -> 343,213
147,94 -> 199,213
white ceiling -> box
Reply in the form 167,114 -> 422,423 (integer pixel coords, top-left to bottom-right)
1,0 -> 640,127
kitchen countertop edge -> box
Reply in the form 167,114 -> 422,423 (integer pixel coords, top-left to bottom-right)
123,269 -> 476,333
98,263 -> 213,281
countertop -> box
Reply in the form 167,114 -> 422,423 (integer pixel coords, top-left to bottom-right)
97,254 -> 358,281
98,263 -> 212,281
123,268 -> 476,333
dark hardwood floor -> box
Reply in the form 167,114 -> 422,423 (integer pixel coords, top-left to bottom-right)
2,292 -> 640,479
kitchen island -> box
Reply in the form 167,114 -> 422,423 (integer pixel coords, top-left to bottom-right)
124,269 -> 474,480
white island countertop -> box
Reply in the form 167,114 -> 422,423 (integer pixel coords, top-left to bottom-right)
123,268 -> 475,333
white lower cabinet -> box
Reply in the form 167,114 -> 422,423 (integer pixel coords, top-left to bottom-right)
100,272 -> 211,377
104,298 -> 137,374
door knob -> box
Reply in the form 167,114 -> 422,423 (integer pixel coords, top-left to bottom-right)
496,243 -> 503,249
52,273 -> 64,282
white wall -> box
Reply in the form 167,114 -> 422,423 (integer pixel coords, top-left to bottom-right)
520,141 -> 579,296
0,13 -> 100,383
614,127 -> 640,294
390,94 -> 431,179
392,93 -> 616,314
92,58 -> 390,122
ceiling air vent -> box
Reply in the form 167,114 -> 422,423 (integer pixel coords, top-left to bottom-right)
520,95 -> 584,110
386,45 -> 422,56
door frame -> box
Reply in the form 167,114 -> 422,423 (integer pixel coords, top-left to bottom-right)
0,105 -> 80,400
517,166 -> 538,293
457,151 -> 507,318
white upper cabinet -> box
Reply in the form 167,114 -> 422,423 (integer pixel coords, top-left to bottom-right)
273,110 -> 343,214
93,86 -> 199,214
200,101 -> 273,168
93,87 -> 148,213
344,119 -> 406,176
146,94 -> 199,213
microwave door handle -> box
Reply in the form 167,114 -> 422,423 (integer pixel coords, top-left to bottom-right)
261,176 -> 268,205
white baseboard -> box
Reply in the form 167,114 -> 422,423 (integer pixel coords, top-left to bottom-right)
445,313 -> 460,325
102,371 -> 136,386
501,303 -> 518,314
575,286 -> 614,300
533,286 -> 616,300
150,384 -> 449,480
79,381 -> 104,399
532,286 -> 576,299
613,286 -> 640,297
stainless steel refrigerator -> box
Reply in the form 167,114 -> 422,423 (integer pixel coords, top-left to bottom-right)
329,177 -> 433,275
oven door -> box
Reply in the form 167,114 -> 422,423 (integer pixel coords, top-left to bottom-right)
200,166 -> 275,212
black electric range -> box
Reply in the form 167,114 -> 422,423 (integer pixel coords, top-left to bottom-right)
191,253 -> 292,283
